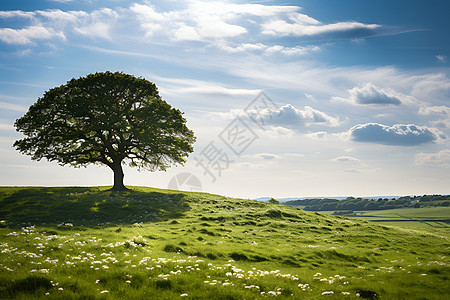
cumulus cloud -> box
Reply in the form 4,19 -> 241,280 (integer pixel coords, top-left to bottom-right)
268,104 -> 340,127
349,123 -> 445,146
212,104 -> 340,129
415,149 -> 450,167
333,83 -> 403,106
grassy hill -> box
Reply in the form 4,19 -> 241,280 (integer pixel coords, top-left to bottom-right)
0,186 -> 449,299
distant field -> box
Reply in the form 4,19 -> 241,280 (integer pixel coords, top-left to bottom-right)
324,207 -> 450,234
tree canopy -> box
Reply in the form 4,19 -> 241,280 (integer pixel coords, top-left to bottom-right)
14,72 -> 196,190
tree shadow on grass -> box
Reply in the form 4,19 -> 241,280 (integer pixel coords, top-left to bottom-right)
0,187 -> 191,228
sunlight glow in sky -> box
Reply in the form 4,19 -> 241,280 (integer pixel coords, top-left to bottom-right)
1,0 -> 449,198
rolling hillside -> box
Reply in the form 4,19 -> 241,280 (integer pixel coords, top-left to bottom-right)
0,186 -> 449,299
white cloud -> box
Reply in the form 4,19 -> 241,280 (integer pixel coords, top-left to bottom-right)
0,7 -> 117,44
415,150 -> 450,167
333,156 -> 360,162
186,48 -> 450,110
36,9 -> 86,23
349,123 -> 445,146
0,101 -> 28,112
197,18 -> 246,39
419,105 -> 450,128
409,73 -> 450,105
333,83 -> 403,106
418,105 -> 450,115
0,123 -> 14,131
262,20 -> 380,37
212,104 -> 340,129
0,10 -> 35,19
130,3 -> 165,22
74,22 -> 112,39
173,85 -> 259,96
0,26 -> 62,45
186,1 -> 297,18
306,131 -> 328,139
215,42 -> 320,56
264,104 -> 341,127
173,24 -> 200,41
0,2 -> 384,47
264,126 -> 294,138
436,55 -> 447,63
215,42 -> 266,53
73,8 -> 118,39
129,3 -> 166,37
153,75 -> 260,97
0,1 -> 388,52
130,2 -> 248,40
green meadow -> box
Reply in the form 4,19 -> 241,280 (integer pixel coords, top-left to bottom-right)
0,186 -> 449,299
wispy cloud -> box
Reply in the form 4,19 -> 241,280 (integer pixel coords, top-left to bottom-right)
149,75 -> 261,97
0,26 -> 64,45
0,101 -> 28,112
415,149 -> 450,167
215,42 -> 320,56
262,20 -> 381,38
333,156 -> 360,162
242,153 -> 281,160
0,123 -> 14,131
436,55 -> 447,63
418,105 -> 450,115
0,10 -> 36,19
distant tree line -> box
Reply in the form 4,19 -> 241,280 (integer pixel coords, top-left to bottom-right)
284,195 -> 450,211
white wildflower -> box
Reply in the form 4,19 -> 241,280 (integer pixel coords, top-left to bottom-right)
322,291 -> 334,295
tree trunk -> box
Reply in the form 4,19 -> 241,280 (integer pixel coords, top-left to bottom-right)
111,160 -> 128,191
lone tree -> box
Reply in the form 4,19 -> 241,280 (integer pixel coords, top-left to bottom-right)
14,72 -> 196,191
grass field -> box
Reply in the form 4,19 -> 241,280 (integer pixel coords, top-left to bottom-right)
0,186 -> 449,299
349,207 -> 450,234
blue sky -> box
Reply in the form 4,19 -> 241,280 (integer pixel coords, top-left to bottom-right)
1,0 -> 449,198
